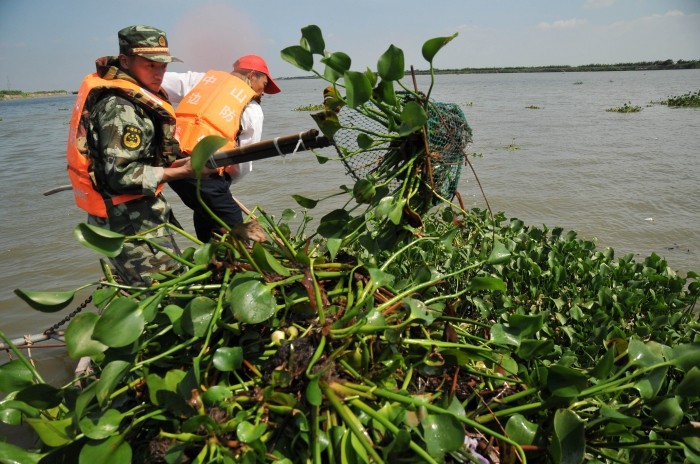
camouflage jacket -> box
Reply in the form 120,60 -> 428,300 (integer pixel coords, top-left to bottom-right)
84,57 -> 185,285
85,57 -> 181,233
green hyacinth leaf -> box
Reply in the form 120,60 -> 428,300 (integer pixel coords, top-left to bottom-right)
92,297 -> 144,348
74,223 -> 124,257
13,289 -> 75,313
398,101 -> 427,136
377,44 -> 404,81
300,25 -> 325,54
0,359 -> 35,392
182,296 -> 217,338
95,360 -> 130,408
0,442 -> 44,464
550,409 -> 585,464
422,413 -> 464,461
79,435 -> 132,464
190,135 -> 228,174
65,312 -> 108,359
229,278 -> 276,324
78,409 -> 124,440
421,33 -> 458,64
322,51 -> 351,82
25,416 -> 74,447
15,384 -> 63,410
213,346 -> 244,372
505,414 -> 540,446
281,45 -> 313,71
344,71 -> 372,108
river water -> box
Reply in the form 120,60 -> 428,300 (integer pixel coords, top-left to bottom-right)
1,70 -> 699,380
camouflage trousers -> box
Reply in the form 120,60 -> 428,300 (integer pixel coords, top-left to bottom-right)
88,193 -> 186,286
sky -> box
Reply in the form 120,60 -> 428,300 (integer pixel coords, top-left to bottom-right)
1,0 -> 699,92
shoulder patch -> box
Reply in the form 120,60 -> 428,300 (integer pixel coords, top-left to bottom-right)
122,125 -> 143,150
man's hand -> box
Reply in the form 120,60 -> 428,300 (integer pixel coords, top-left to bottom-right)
163,157 -> 214,182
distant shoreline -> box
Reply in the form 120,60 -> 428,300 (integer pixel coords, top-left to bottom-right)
281,59 -> 700,80
4,59 -> 698,96
1,91 -> 69,100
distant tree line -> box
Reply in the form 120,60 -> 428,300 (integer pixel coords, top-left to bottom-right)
427,59 -> 700,75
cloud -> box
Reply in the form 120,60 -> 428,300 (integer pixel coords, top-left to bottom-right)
583,0 -> 616,10
537,18 -> 589,30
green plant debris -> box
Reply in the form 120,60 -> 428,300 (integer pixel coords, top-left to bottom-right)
606,101 -> 642,113
293,103 -> 324,111
656,89 -> 700,107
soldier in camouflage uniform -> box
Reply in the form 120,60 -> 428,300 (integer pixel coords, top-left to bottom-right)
71,25 -> 204,286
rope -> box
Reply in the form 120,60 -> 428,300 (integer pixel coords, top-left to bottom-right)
293,132 -> 307,154
272,137 -> 285,157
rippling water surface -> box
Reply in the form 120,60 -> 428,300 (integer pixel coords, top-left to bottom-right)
1,70 -> 699,361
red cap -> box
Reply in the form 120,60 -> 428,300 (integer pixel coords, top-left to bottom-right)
233,54 -> 281,94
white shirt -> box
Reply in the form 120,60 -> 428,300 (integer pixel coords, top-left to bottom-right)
162,71 -> 263,179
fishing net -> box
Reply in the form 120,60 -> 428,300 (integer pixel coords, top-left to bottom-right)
331,97 -> 473,202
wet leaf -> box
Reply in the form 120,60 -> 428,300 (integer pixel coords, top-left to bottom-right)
237,421 -> 267,443
65,312 -> 108,359
651,397 -> 684,428
92,297 -> 144,348
252,242 -> 290,276
73,223 -> 124,257
488,240 -> 511,265
201,385 -> 232,406
25,416 -> 73,447
0,441 -> 43,464
421,413 -> 464,460
635,366 -> 669,400
182,296 -> 217,337
213,346 -> 244,372
95,360 -> 130,407
676,366 -> 700,397
0,359 -> 35,392
547,364 -> 588,398
78,409 -> 124,440
550,409 -> 585,464
13,289 -> 75,313
404,297 -> 439,324
79,435 -> 132,464
468,276 -> 506,292
318,209 -> 353,238
229,278 -> 276,324
505,414 -> 539,445
669,343 -> 700,370
15,384 -> 62,410
306,378 -> 322,406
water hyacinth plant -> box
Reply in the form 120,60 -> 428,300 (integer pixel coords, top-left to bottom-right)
2,25 -> 700,464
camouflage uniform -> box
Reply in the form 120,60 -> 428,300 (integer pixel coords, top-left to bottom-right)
84,26 -> 184,286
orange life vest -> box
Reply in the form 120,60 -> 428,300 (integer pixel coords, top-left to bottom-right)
66,73 -> 176,217
174,70 -> 257,158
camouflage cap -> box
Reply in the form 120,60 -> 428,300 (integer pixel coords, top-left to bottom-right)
118,25 -> 182,63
